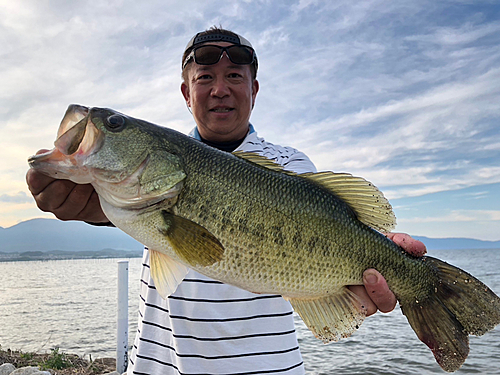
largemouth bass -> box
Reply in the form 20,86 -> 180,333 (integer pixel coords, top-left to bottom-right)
29,105 -> 500,372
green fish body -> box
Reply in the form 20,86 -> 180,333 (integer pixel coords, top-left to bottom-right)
29,105 -> 500,372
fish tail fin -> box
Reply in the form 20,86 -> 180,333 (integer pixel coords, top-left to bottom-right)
400,256 -> 500,372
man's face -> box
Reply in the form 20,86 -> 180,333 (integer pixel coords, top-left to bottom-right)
181,42 -> 259,142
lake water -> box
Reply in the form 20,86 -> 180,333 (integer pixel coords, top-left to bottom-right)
1,249 -> 499,374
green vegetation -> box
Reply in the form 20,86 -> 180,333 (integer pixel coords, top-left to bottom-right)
0,345 -> 116,374
39,348 -> 71,370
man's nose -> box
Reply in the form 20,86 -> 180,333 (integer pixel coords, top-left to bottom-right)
210,76 -> 231,98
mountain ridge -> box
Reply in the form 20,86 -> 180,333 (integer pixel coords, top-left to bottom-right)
0,218 -> 142,252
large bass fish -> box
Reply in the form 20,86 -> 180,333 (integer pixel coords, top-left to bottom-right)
29,105 -> 500,372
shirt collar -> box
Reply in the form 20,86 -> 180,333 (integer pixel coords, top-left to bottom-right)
191,124 -> 255,141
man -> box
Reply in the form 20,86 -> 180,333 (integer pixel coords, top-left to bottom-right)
27,27 -> 426,374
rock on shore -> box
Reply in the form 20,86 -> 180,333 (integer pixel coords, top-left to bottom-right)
0,363 -> 119,375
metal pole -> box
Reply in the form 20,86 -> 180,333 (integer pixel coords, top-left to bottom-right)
117,260 -> 129,374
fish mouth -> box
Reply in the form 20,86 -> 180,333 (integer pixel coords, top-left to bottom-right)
28,104 -> 102,183
54,105 -> 90,155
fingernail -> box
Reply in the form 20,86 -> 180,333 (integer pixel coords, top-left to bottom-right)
364,272 -> 378,284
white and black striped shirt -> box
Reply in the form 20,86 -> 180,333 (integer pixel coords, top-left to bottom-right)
128,128 -> 316,375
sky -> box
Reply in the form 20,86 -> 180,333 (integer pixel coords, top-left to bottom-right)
1,0 -> 499,241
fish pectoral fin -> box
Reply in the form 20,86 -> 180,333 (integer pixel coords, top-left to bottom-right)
286,287 -> 367,343
160,211 -> 225,267
150,249 -> 189,299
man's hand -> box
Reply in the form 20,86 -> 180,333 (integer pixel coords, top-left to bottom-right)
26,150 -> 108,223
348,233 -> 427,316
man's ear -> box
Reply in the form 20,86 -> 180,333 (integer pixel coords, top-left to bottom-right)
251,79 -> 259,109
181,82 -> 191,107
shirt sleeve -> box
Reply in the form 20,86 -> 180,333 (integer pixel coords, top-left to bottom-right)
281,150 -> 317,174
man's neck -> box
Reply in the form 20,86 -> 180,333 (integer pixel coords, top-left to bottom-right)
199,134 -> 245,152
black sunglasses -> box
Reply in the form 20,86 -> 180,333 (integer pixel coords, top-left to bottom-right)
182,44 -> 256,69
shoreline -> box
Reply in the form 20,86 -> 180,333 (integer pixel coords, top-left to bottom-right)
0,249 -> 142,262
0,347 -> 118,375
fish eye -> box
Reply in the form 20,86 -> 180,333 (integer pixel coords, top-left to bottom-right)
105,115 -> 126,132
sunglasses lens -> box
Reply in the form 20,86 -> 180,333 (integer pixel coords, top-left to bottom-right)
193,45 -> 254,66
227,46 -> 254,64
194,46 -> 223,65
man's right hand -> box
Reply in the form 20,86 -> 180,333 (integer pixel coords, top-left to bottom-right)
26,150 -> 108,223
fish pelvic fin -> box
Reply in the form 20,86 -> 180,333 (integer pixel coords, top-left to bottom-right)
150,249 -> 189,299
286,287 -> 367,343
400,257 -> 500,372
160,211 -> 225,267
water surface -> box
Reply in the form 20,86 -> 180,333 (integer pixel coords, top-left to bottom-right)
0,249 -> 499,374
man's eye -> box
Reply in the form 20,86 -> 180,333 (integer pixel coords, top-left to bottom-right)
197,74 -> 212,80
228,73 -> 242,78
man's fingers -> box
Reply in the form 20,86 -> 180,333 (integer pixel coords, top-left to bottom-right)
73,189 -> 109,223
386,232 -> 427,257
52,183 -> 95,221
26,169 -> 56,196
348,285 -> 378,317
31,179 -> 76,214
362,269 -> 397,314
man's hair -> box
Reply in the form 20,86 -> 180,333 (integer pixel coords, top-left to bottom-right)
181,26 -> 257,82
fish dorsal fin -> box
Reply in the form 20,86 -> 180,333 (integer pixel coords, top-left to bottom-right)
232,151 -> 286,172
232,151 -> 395,232
302,171 -> 396,232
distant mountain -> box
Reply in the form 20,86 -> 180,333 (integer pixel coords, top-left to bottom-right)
1,219 -> 498,254
0,218 -> 142,253
412,236 -> 500,250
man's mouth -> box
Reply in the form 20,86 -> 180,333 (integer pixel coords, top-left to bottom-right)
210,107 -> 234,113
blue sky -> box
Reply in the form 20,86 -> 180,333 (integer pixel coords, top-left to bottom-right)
1,0 -> 499,240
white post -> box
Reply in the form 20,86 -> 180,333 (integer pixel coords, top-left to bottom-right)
117,260 -> 129,374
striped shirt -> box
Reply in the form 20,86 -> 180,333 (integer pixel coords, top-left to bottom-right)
128,127 -> 317,375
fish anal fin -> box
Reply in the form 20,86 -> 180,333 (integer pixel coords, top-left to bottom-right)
149,249 -> 189,299
286,287 -> 367,343
160,211 -> 225,267
302,171 -> 396,232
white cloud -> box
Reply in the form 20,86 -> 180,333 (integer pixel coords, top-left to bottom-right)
0,191 -> 31,203
400,209 -> 500,223
406,21 -> 500,46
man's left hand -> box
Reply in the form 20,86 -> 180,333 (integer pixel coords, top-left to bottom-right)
348,233 -> 427,316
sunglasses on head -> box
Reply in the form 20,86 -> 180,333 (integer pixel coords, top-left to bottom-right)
182,44 -> 256,70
